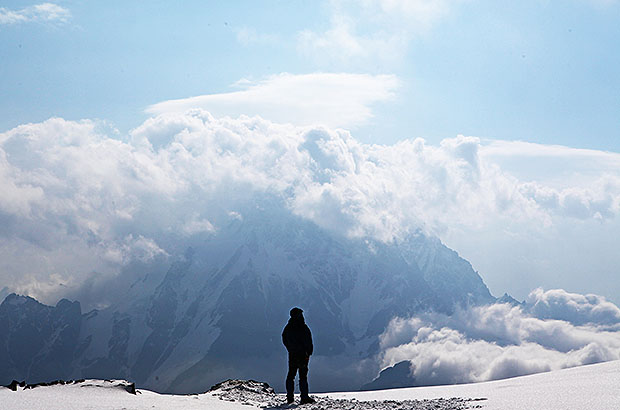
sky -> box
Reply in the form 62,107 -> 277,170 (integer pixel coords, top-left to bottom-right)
0,1 -> 619,307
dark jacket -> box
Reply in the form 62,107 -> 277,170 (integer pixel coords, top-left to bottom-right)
282,316 -> 313,357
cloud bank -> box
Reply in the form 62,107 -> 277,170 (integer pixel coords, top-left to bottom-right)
378,288 -> 620,386
0,3 -> 70,25
146,73 -> 399,129
0,111 -> 619,308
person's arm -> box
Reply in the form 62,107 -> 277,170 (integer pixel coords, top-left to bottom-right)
282,326 -> 289,350
305,326 -> 313,356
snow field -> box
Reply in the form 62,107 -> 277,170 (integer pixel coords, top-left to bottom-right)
1,361 -> 619,410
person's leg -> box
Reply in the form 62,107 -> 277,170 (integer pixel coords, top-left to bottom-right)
298,357 -> 309,400
285,358 -> 297,403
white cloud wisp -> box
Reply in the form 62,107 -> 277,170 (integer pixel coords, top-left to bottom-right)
0,3 -> 70,25
297,0 -> 458,66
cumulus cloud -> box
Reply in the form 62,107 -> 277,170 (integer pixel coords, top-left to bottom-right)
0,3 -> 70,25
378,288 -> 620,386
146,73 -> 399,129
0,112 -> 619,308
527,288 -> 620,327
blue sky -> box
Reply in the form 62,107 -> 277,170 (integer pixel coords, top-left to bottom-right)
0,1 -> 619,306
2,0 -> 619,150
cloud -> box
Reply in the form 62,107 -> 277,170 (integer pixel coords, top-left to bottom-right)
103,234 -> 169,265
378,288 -> 620,386
181,214 -> 216,236
0,112 -> 619,308
146,73 -> 399,129
0,3 -> 70,25
235,27 -> 279,46
527,288 -> 620,326
481,140 -> 620,181
297,0 -> 457,65
482,139 -> 620,163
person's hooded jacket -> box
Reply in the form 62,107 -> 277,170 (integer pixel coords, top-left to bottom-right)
282,312 -> 313,357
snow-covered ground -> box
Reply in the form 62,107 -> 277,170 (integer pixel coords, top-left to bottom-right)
0,379 -> 246,410
1,360 -> 618,410
328,360 -> 620,410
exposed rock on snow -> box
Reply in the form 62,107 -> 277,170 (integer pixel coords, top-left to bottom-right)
3,379 -> 136,394
208,379 -> 481,410
4,380 -> 26,391
209,379 -> 278,407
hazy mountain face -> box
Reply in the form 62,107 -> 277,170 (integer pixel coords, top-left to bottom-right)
0,294 -> 82,384
0,203 -> 494,393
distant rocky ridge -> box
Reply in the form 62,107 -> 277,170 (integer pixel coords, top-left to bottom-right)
0,204 -> 496,393
362,361 -> 416,391
0,294 -> 82,384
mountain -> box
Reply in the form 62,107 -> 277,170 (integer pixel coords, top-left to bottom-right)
0,294 -> 82,384
0,202 -> 494,393
361,361 -> 416,391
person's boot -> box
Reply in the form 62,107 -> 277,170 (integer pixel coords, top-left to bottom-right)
300,396 -> 315,404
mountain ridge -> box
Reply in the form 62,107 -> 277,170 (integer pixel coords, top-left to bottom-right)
0,204 -> 495,393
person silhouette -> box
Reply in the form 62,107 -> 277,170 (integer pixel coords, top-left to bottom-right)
282,307 -> 315,404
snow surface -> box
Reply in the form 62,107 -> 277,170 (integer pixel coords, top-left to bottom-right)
0,379 -> 249,410
327,360 -> 620,410
1,361 -> 618,410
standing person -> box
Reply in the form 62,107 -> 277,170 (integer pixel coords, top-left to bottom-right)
282,307 -> 315,404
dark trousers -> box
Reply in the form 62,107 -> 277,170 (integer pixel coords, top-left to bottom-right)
286,354 -> 309,400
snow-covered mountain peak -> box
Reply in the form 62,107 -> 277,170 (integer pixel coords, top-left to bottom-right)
1,204 -> 494,393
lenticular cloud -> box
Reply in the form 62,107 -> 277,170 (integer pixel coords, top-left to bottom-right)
378,288 -> 620,386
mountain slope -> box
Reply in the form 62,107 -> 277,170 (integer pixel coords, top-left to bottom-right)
0,294 -> 82,384
0,203 -> 494,393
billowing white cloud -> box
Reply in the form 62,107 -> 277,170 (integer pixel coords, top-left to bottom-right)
528,288 -> 620,326
446,139 -> 620,301
146,73 -> 400,129
378,288 -> 620,386
0,3 -> 70,25
0,111 -> 619,308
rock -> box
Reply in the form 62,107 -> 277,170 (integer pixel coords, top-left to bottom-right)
124,382 -> 136,394
5,380 -> 25,391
